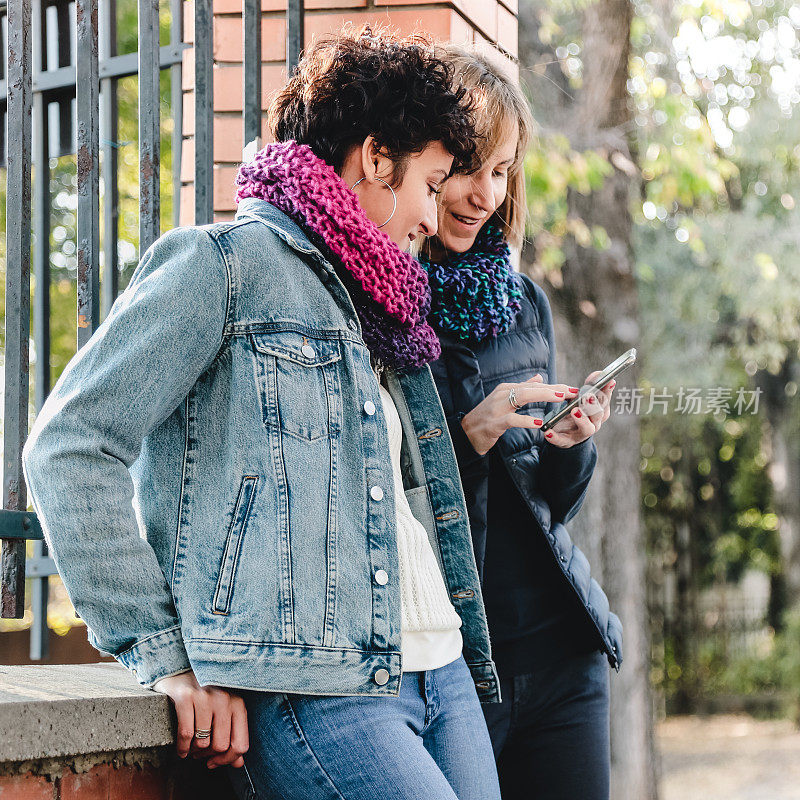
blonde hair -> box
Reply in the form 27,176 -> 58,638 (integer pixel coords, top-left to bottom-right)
439,44 -> 535,248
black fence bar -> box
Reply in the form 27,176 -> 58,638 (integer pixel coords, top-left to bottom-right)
170,0 -> 183,227
2,0 -> 33,619
287,0 -> 304,75
0,46 -> 186,99
33,2 -> 52,415
138,0 -> 160,253
76,0 -> 100,348
100,0 -> 119,318
243,0 -> 261,152
194,0 -> 213,224
30,0 -> 53,659
56,0 -> 73,159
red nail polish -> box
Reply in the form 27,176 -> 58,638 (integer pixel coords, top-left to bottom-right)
588,396 -> 595,403
574,409 -> 582,418
545,432 -> 553,438
569,387 -> 579,392
534,419 -> 543,426
555,391 -> 564,398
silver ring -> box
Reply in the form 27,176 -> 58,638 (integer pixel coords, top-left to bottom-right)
194,729 -> 212,739
350,176 -> 397,228
508,388 -> 523,411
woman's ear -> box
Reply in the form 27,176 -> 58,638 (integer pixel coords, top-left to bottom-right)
360,135 -> 395,186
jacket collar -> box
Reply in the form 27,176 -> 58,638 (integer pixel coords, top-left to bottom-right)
235,197 -> 324,260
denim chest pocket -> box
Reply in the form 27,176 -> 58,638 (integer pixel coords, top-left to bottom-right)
250,331 -> 342,441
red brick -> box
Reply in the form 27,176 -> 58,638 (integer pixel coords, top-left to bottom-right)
306,0 -> 368,6
212,114 -> 272,164
181,137 -> 195,184
214,0 -> 284,10
456,0 -> 498,41
182,47 -> 195,92
179,183 -> 195,226
0,773 -> 55,800
375,1 -> 499,42
449,11 -> 474,46
109,764 -> 169,800
304,9 -> 456,44
214,0 -> 366,10
184,1 -> 193,44
183,89 -> 195,136
213,16 -> 286,63
214,64 -> 286,112
60,764 -> 112,800
214,165 -> 240,211
497,3 -> 518,57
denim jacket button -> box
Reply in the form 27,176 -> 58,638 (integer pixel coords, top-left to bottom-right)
301,344 -> 316,359
370,486 -> 384,501
363,400 -> 376,416
374,569 -> 389,585
373,668 -> 390,685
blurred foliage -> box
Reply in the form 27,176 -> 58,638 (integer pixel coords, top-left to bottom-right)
668,605 -> 800,721
524,137 -> 613,270
641,406 -> 776,588
521,0 -> 800,715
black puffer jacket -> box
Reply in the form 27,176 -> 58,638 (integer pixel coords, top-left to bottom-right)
429,273 -> 623,670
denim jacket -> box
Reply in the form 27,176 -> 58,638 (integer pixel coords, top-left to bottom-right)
22,198 -> 500,703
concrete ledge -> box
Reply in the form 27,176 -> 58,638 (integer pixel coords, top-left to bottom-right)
0,663 -> 174,762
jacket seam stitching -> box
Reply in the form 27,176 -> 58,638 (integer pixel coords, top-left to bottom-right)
171,394 -> 192,590
118,624 -> 183,658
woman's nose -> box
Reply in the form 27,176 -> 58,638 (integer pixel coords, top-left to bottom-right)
420,200 -> 439,238
468,172 -> 493,209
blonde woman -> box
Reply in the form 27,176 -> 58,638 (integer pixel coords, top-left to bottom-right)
420,46 -> 622,800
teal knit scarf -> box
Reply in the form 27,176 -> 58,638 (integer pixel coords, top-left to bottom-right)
419,225 -> 523,342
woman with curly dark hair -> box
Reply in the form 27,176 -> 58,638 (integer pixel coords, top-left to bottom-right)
22,27 -> 501,800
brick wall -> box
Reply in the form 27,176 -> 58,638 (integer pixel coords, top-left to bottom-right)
179,0 -> 519,223
0,756 -> 236,800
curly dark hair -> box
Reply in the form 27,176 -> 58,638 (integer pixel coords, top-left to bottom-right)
268,26 -> 478,183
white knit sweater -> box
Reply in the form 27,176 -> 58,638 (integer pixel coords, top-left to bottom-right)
377,382 -> 463,672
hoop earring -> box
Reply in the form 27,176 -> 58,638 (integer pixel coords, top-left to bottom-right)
350,177 -> 397,228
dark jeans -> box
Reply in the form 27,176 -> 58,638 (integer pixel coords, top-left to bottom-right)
481,649 -> 610,800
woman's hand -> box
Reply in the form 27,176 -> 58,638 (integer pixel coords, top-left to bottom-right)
542,370 -> 616,449
152,671 -> 249,769
460,374 -> 581,456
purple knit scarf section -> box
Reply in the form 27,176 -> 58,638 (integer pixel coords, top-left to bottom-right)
235,140 -> 440,370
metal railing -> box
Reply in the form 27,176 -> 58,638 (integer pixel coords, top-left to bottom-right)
2,0 -> 306,658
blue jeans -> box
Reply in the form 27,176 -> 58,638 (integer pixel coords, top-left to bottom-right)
227,654 -> 501,800
481,649 -> 611,800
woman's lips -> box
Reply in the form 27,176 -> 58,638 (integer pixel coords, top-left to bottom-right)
450,211 -> 484,229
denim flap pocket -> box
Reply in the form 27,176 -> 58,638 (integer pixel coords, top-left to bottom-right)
250,331 -> 342,441
250,331 -> 341,367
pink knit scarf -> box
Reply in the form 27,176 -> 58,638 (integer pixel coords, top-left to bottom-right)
235,140 -> 440,370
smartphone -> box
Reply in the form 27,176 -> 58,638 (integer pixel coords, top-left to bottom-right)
539,348 -> 636,432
